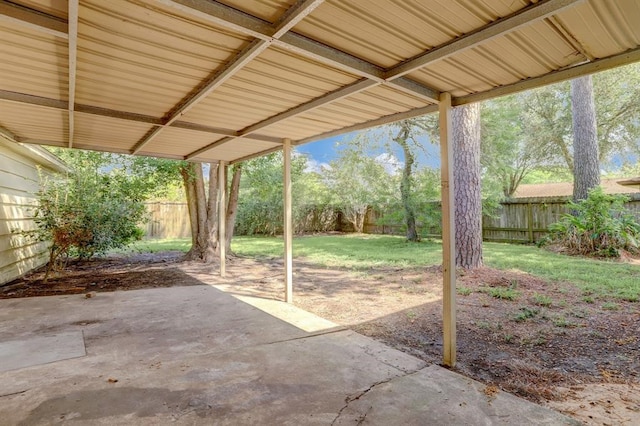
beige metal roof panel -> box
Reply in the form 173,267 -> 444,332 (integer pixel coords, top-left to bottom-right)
73,112 -> 152,152
193,137 -> 281,163
74,0 -> 252,116
408,19 -> 585,96
259,115 -> 347,141
141,127 -> 224,158
263,89 -> 426,136
0,100 -> 67,143
0,21 -> 67,100
556,0 -> 640,59
294,0 -> 531,68
217,0 -> 294,23
180,47 -> 359,130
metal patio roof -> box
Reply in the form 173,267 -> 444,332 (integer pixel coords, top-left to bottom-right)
1,0 -> 640,164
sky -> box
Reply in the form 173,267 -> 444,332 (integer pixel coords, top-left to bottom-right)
295,130 -> 441,173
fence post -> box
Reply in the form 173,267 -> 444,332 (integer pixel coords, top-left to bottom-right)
527,202 -> 534,243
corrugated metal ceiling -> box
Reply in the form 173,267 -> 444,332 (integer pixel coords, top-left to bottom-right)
1,0 -> 639,163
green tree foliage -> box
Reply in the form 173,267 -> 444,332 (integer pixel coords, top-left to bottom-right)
27,149 -> 181,279
481,63 -> 640,197
546,187 -> 640,257
523,63 -> 640,171
481,95 -> 558,197
326,146 -> 395,233
234,152 -> 335,235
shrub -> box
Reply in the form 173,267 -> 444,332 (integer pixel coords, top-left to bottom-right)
546,187 -> 640,257
26,171 -> 147,280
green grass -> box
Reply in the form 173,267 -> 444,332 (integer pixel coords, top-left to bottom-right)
126,235 -> 640,301
118,238 -> 192,254
232,234 -> 443,269
483,242 -> 640,301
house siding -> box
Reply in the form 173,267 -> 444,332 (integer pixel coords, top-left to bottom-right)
0,139 -> 66,285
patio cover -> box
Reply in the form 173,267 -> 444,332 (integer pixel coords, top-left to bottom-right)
1,0 -> 639,162
2,0 -> 640,367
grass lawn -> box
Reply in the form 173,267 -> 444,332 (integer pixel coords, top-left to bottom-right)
128,234 -> 640,301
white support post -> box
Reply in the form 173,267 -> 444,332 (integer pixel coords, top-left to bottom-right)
439,93 -> 457,367
283,138 -> 293,303
218,161 -> 226,277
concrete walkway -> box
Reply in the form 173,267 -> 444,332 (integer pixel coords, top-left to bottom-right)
0,285 -> 578,425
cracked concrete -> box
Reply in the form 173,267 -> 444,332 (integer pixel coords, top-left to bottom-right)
0,285 -> 578,425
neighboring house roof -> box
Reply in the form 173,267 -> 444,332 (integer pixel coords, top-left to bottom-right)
512,178 -> 640,199
617,177 -> 640,188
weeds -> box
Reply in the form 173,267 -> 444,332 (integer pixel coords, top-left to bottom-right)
457,286 -> 472,296
514,306 -> 539,322
532,294 -> 552,307
482,287 -> 520,301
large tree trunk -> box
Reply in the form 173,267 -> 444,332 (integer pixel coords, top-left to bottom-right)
453,103 -> 483,269
224,164 -> 242,253
394,124 -> 419,242
181,162 -> 219,262
571,75 -> 600,202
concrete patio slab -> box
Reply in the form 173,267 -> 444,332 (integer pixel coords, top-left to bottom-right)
0,285 -> 578,425
0,331 -> 86,372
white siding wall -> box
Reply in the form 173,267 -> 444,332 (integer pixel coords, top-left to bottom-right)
0,140 -> 65,284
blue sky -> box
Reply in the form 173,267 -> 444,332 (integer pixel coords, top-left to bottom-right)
295,131 -> 441,171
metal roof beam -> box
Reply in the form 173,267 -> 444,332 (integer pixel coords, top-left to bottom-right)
384,0 -> 584,80
131,0 -> 327,155
0,90 -> 281,145
67,0 -> 78,148
297,104 -> 439,145
0,125 -> 22,142
0,0 -> 68,39
162,0 -> 439,102
185,79 -> 377,159
131,39 -> 270,154
453,47 -> 640,106
228,145 -> 284,165
272,0 -> 325,38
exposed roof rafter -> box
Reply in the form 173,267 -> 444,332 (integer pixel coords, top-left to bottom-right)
131,0 -> 327,155
67,0 -> 78,148
0,90 -> 282,145
161,0 -> 440,103
297,104 -> 439,145
0,0 -> 68,38
0,125 -> 22,142
185,78 -> 377,159
384,0 -> 584,80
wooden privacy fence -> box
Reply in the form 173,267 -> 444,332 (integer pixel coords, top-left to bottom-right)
482,194 -> 640,243
144,202 -> 191,239
144,195 -> 640,243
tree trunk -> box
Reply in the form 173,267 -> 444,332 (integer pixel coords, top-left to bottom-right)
571,75 -> 600,202
453,103 -> 483,269
224,164 -> 242,254
394,125 -> 419,242
181,162 -> 219,262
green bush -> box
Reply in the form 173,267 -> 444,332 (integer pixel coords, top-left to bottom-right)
546,186 -> 640,257
28,171 -> 147,278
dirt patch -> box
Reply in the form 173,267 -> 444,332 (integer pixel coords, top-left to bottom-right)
2,253 -> 639,424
